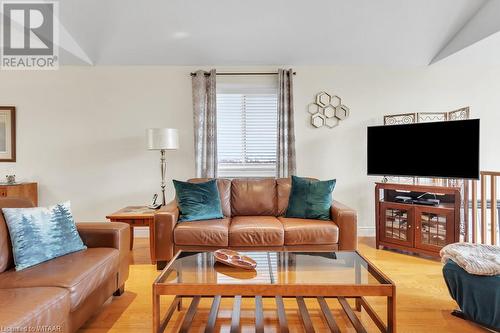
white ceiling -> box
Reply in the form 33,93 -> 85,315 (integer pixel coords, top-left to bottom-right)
54,0 -> 500,66
436,31 -> 500,66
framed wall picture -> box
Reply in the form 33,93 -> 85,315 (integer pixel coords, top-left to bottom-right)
0,107 -> 16,162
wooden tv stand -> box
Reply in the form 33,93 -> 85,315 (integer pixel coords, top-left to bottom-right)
375,182 -> 461,257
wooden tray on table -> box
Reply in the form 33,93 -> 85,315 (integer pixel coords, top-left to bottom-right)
213,249 -> 257,270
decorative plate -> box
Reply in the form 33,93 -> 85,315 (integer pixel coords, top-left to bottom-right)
213,249 -> 257,270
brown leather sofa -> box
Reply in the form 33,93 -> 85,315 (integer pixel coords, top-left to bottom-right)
153,178 -> 357,268
0,198 -> 130,333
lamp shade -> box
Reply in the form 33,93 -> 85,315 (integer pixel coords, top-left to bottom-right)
147,128 -> 179,150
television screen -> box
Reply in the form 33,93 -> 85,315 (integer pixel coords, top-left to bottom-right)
367,119 -> 480,179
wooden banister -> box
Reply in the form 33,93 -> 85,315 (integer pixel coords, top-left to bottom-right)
492,176 -> 497,245
471,180 -> 477,243
481,175 -> 487,244
468,171 -> 500,245
482,171 -> 500,177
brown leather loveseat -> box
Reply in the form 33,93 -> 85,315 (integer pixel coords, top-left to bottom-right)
153,178 -> 357,268
0,198 -> 130,333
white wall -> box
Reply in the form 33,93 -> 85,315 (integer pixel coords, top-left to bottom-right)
293,65 -> 500,234
0,67 -> 195,224
1,65 -> 499,236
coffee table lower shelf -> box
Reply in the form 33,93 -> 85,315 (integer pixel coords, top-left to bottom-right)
153,294 -> 394,333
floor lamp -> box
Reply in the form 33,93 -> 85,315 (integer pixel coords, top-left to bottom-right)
147,128 -> 179,206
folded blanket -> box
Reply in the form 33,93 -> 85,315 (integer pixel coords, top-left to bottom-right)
440,242 -> 500,276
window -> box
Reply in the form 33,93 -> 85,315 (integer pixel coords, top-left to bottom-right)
216,75 -> 278,178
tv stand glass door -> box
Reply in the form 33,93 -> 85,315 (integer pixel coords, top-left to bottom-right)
380,202 -> 414,247
414,206 -> 454,252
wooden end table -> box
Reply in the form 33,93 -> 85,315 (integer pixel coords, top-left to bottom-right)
106,206 -> 157,263
153,250 -> 396,333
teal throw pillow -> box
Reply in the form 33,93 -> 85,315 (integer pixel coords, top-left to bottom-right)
173,179 -> 224,222
2,201 -> 87,271
285,176 -> 336,220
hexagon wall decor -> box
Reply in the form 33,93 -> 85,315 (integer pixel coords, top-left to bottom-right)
311,113 -> 325,128
307,103 -> 320,115
323,105 -> 335,118
316,91 -> 331,107
308,91 -> 350,128
331,95 -> 341,107
335,105 -> 349,120
325,117 -> 339,128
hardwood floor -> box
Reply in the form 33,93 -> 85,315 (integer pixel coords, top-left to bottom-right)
79,237 -> 487,333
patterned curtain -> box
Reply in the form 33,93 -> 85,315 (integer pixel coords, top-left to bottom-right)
192,69 -> 217,178
276,68 -> 297,178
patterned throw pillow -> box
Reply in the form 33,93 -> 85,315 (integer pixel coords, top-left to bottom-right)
2,201 -> 86,271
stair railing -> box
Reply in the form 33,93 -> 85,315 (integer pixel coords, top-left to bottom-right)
469,171 -> 499,245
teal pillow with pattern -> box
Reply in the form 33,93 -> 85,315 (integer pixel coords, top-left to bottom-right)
285,176 -> 336,220
173,179 -> 224,222
2,201 -> 86,271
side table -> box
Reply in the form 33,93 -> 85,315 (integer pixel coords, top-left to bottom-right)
0,182 -> 38,205
106,206 -> 157,263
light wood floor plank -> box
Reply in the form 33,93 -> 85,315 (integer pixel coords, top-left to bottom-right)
78,237 -> 484,333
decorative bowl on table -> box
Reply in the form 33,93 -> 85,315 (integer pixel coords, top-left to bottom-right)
213,249 -> 257,270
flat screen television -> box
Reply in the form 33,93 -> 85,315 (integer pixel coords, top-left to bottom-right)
367,119 -> 480,179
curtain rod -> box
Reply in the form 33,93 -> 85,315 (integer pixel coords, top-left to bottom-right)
190,71 -> 296,76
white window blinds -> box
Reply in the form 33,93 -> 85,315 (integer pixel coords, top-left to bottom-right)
216,75 -> 278,178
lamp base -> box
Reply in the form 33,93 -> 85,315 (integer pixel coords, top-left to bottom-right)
160,149 -> 167,206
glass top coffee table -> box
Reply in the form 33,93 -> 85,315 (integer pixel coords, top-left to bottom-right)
153,251 -> 396,333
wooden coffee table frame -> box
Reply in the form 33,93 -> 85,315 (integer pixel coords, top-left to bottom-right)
153,251 -> 396,333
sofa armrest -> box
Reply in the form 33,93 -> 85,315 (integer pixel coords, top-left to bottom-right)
77,222 -> 130,253
77,222 -> 131,290
331,200 -> 357,250
152,200 -> 179,264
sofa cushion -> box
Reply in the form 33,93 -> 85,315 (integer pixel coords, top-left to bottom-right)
231,179 -> 277,216
278,217 -> 339,245
174,217 -> 230,246
188,178 -> 232,217
0,248 -> 118,311
0,287 -> 70,331
0,198 -> 35,273
229,216 -> 284,246
173,179 -> 224,222
277,178 -> 292,216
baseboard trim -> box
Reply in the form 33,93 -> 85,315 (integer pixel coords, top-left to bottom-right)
358,226 -> 375,237
133,227 -> 149,238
